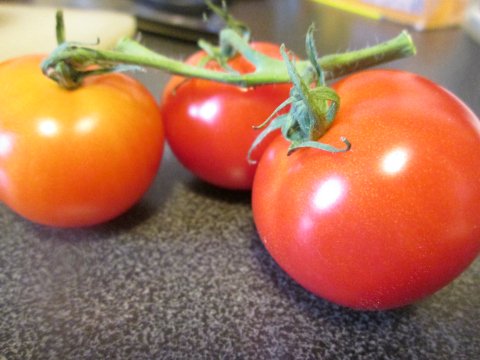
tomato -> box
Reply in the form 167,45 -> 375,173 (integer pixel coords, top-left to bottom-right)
252,70 -> 480,310
160,42 -> 292,190
0,55 -> 164,227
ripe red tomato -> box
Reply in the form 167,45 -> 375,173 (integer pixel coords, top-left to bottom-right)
161,42 -> 292,190
0,55 -> 164,227
252,70 -> 480,310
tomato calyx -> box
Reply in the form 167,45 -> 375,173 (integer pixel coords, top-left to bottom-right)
248,27 -> 351,162
42,10 -> 143,90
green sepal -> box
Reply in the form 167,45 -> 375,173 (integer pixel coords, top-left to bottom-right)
247,115 -> 286,164
305,24 -> 325,86
253,97 -> 295,130
248,29 -> 349,160
288,137 -> 351,155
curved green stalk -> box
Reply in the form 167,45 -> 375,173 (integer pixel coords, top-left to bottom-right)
42,27 -> 415,90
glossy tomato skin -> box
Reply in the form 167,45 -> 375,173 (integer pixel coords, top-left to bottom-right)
161,42 -> 291,190
252,70 -> 480,310
0,55 -> 164,227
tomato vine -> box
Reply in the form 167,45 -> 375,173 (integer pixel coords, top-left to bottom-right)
41,12 -> 415,90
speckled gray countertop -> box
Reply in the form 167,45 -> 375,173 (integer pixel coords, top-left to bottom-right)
1,1 -> 479,359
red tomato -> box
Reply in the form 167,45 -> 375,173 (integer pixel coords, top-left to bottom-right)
252,70 -> 480,310
0,55 -> 164,227
161,42 -> 292,190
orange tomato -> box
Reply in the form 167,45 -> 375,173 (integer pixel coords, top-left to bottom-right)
0,55 -> 164,227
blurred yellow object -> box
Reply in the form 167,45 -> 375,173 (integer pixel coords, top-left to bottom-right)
311,0 -> 469,30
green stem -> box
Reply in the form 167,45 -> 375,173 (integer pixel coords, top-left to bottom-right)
42,29 -> 415,90
319,30 -> 416,79
205,0 -> 251,43
55,9 -> 66,44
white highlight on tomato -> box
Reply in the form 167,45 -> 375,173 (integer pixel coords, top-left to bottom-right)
313,177 -> 345,211
382,147 -> 409,175
75,117 -> 96,134
0,133 -> 14,156
188,100 -> 219,124
37,118 -> 59,137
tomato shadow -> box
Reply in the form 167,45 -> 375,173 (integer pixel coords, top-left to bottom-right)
184,178 -> 252,206
23,149 -> 187,241
22,201 -> 159,243
249,229 -> 418,330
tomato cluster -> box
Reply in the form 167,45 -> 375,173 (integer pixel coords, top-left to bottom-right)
1,39 -> 479,310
